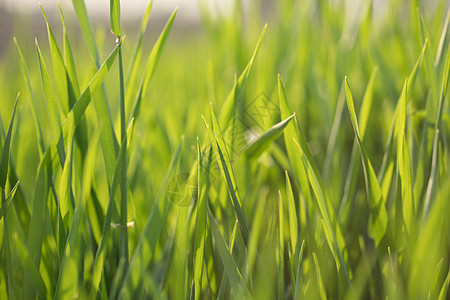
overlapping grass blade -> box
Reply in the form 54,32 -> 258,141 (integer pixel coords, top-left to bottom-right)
13,38 -> 45,155
71,0 -> 101,65
110,0 -> 121,36
202,108 -> 249,244
14,234 -> 50,299
340,67 -> 378,219
0,95 -> 18,190
285,171 -> 298,269
24,151 -> 51,299
278,75 -> 313,214
36,40 -> 65,166
0,181 -> 19,221
422,42 -> 450,220
40,5 -> 69,115
118,136 -> 184,299
396,79 -> 416,237
219,24 -> 267,130
438,267 -> 450,300
193,139 -> 210,300
54,131 -> 100,299
129,8 -> 177,122
242,114 -> 294,158
294,240 -> 305,300
125,0 -> 152,108
91,120 -> 134,293
344,77 -> 387,246
207,208 -> 242,293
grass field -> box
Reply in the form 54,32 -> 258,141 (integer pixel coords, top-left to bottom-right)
1,0 -> 450,298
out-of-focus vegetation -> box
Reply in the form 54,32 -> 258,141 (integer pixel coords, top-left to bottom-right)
0,0 -> 449,298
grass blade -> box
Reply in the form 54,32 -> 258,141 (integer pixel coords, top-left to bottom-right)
36,39 -> 65,166
14,234 -> 49,299
193,139 -> 210,300
24,151 -> 51,299
242,114 -> 295,158
40,4 -> 69,115
285,171 -> 298,269
219,24 -> 267,130
0,95 -> 18,189
345,77 -> 388,246
396,79 -> 416,238
110,0 -> 121,36
118,136 -> 184,299
207,208 -> 242,293
129,8 -> 177,123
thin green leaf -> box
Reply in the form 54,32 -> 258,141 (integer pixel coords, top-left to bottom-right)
36,39 -> 66,166
207,208 -> 242,293
14,38 -> 45,155
40,4 -> 69,115
14,234 -> 49,299
54,130 -> 100,299
294,240 -> 305,300
193,139 -> 210,300
0,95 -> 18,189
0,181 -> 19,221
219,24 -> 267,130
242,114 -> 295,158
129,8 -> 177,123
110,0 -> 121,36
285,170 -> 298,267
118,136 -> 184,299
24,151 -> 51,299
345,77 -> 388,246
438,266 -> 450,300
396,79 -> 416,237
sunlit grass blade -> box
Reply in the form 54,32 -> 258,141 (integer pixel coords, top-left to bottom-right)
129,8 -> 177,123
428,258 -> 444,300
0,95 -> 18,190
193,139 -> 210,300
0,181 -> 19,221
294,240 -> 305,300
242,114 -> 294,158
278,75 -> 313,213
219,24 -> 267,130
396,79 -> 416,238
36,39 -> 65,166
24,151 -> 51,299
207,208 -> 243,294
40,4 -> 69,115
71,0 -> 101,65
339,67 -> 378,219
434,6 -> 450,67
438,267 -> 450,300
202,110 -> 249,245
277,191 -> 285,299
14,234 -> 50,299
13,38 -> 45,155
54,130 -> 100,299
118,136 -> 184,299
422,42 -> 450,220
125,0 -> 152,106
379,41 -> 427,200
293,138 -> 352,292
110,0 -> 121,36
50,41 -> 120,168
285,171 -> 298,269
313,252 -> 327,300
344,77 -> 388,246
91,121 -> 133,293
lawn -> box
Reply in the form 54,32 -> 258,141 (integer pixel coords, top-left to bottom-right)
0,0 -> 449,298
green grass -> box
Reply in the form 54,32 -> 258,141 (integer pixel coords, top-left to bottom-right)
0,0 -> 450,298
